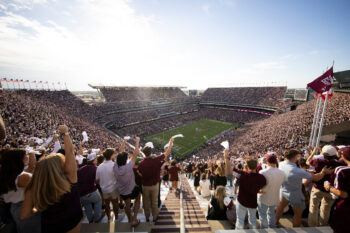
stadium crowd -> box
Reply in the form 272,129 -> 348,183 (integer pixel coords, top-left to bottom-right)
201,86 -> 287,108
1,87 -> 350,233
100,87 -> 187,103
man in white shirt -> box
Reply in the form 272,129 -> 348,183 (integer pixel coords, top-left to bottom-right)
96,148 -> 119,221
258,154 -> 285,228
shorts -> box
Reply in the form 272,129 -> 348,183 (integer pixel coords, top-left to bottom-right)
282,192 -> 306,210
102,190 -> 119,200
120,186 -> 141,200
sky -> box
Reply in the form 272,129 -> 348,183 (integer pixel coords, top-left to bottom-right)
0,0 -> 349,91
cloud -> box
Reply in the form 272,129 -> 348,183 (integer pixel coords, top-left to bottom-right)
201,4 -> 211,14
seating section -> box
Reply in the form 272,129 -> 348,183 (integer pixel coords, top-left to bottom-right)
100,87 -> 187,103
201,86 -> 287,108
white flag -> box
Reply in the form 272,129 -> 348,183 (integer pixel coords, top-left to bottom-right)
220,140 -> 229,150
172,134 -> 184,139
82,131 -> 89,143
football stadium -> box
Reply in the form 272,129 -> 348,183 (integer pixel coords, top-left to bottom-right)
1,1 -> 350,233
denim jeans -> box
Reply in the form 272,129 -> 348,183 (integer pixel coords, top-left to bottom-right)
235,201 -> 257,229
258,202 -> 276,228
80,190 -> 102,223
10,202 -> 41,233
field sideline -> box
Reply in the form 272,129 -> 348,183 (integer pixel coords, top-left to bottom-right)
144,118 -> 238,159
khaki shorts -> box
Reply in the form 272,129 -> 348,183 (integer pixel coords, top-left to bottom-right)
102,190 -> 119,200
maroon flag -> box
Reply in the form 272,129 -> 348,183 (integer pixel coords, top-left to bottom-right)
307,67 -> 334,94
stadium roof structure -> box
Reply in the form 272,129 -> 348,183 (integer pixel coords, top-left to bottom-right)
88,84 -> 186,90
334,70 -> 350,84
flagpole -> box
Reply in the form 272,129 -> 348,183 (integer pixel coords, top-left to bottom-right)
316,91 -> 329,148
312,97 -> 323,147
309,95 -> 321,146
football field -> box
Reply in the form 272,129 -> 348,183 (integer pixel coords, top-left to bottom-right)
144,118 -> 238,160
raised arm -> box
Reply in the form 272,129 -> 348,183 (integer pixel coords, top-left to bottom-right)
130,137 -> 140,163
164,137 -> 174,160
306,147 -> 319,166
0,115 -> 5,141
58,125 -> 77,183
25,151 -> 36,173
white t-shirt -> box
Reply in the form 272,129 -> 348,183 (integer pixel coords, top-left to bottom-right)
199,179 -> 211,197
2,171 -> 32,204
258,166 -> 285,206
96,160 -> 117,194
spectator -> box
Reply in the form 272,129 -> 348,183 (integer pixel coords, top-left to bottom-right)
307,145 -> 344,227
162,165 -> 170,188
207,186 -> 227,220
276,149 -> 333,227
0,149 -> 39,233
232,157 -> 266,229
113,137 -> 141,227
168,160 -> 181,191
214,164 -> 227,189
96,148 -> 119,221
20,125 -> 83,233
193,167 -> 201,192
324,146 -> 350,233
257,153 -> 285,229
199,173 -> 211,199
78,152 -> 104,223
138,138 -> 173,222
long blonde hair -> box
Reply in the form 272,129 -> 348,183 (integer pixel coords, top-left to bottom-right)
214,186 -> 226,209
26,153 -> 71,211
215,166 -> 225,177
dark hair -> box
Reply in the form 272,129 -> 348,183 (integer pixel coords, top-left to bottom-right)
117,152 -> 128,167
246,159 -> 258,170
143,147 -> 152,157
0,149 -> 26,195
57,148 -> 65,155
97,155 -> 105,165
201,173 -> 207,180
103,148 -> 115,160
171,160 -> 176,166
285,149 -> 301,160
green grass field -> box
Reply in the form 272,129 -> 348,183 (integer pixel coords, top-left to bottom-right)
144,119 -> 238,160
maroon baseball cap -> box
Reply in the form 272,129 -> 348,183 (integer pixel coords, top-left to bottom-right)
265,153 -> 278,164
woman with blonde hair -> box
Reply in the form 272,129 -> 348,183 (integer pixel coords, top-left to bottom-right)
207,186 -> 227,220
21,125 -> 83,233
214,164 -> 227,189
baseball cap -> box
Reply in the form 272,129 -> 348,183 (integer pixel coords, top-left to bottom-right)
144,142 -> 154,149
87,152 -> 97,162
321,145 -> 338,157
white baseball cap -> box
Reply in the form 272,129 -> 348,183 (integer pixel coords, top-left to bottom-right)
87,152 -> 97,162
321,145 -> 337,157
144,142 -> 154,149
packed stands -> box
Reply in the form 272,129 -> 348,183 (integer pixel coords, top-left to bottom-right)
0,90 -> 118,149
201,86 -> 287,108
95,86 -> 187,102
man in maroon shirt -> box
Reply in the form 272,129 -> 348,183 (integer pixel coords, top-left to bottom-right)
306,145 -> 344,227
232,157 -> 266,229
138,138 -> 174,222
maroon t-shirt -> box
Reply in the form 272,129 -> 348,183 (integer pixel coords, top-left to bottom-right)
233,168 -> 266,208
310,157 -> 345,192
169,166 -> 181,181
330,166 -> 350,233
77,164 -> 97,196
138,154 -> 165,186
